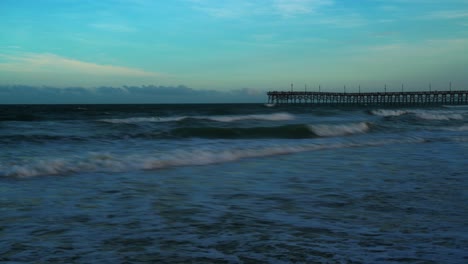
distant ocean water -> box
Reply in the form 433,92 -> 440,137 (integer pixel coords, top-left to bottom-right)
1,103 -> 467,263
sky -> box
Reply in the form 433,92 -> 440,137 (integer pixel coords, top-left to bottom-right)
1,0 -> 468,103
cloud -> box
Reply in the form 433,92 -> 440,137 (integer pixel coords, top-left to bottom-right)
0,52 -> 161,77
371,31 -> 400,38
188,0 -> 256,18
90,23 -> 137,32
425,10 -> 468,20
0,85 -> 266,104
363,38 -> 468,56
273,0 -> 333,17
315,13 -> 366,27
188,0 -> 333,18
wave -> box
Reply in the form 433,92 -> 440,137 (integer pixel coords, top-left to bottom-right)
0,134 -> 86,144
99,112 -> 295,124
0,114 -> 41,122
99,116 -> 184,123
307,122 -> 370,137
370,109 -> 408,117
442,105 -> 468,109
413,111 -> 463,121
370,109 -> 464,121
442,125 -> 468,132
1,122 -> 372,142
1,137 -> 426,178
170,125 -> 312,139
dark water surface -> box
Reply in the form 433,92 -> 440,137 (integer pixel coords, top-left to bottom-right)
1,104 -> 467,263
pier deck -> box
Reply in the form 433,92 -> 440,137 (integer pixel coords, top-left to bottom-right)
267,90 -> 468,105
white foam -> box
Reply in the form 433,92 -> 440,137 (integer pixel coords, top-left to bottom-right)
370,109 -> 408,117
142,146 -> 310,170
3,152 -> 132,178
442,125 -> 468,132
371,109 -> 466,121
2,137 -> 429,178
99,116 -> 186,123
413,111 -> 463,121
442,105 -> 468,109
205,113 -> 294,122
99,112 -> 294,124
307,122 -> 370,137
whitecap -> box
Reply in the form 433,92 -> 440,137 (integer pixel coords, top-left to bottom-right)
442,125 -> 468,132
99,113 -> 295,124
203,113 -> 294,122
99,116 -> 186,124
370,109 -> 408,117
412,111 -> 463,121
2,137 -> 432,178
307,122 -> 370,137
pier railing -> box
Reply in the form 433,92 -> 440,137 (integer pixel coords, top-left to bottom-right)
267,90 -> 468,105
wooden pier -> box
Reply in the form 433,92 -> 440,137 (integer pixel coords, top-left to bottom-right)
267,90 -> 468,105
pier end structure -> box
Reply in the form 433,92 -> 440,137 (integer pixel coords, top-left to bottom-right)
266,90 -> 468,105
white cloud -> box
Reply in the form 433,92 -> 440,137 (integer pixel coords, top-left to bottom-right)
188,0 -> 256,18
315,13 -> 366,27
90,23 -> 137,32
357,38 -> 468,61
188,0 -> 333,18
426,10 -> 468,19
273,0 -> 333,17
368,44 -> 403,52
0,85 -> 267,104
0,52 -> 161,77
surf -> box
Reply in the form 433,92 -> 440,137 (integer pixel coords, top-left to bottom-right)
307,122 -> 371,137
98,112 -> 295,124
1,136 -> 428,178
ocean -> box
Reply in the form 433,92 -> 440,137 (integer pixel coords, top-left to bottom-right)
0,103 -> 467,263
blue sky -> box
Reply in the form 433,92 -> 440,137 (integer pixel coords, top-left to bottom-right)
1,0 -> 468,103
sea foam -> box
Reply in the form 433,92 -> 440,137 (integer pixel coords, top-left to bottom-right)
370,109 -> 408,117
1,137 -> 429,178
371,109 -> 464,121
307,122 -> 370,137
99,112 -> 295,124
412,111 -> 463,121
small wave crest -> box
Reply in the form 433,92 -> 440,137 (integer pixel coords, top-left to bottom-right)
307,122 -> 370,137
371,109 -> 464,121
413,111 -> 463,121
99,113 -> 295,124
370,109 -> 408,117
442,125 -> 468,132
0,114 -> 41,122
2,153 -> 132,178
442,105 -> 468,109
2,137 -> 426,178
1,147 -> 312,178
204,113 -> 294,122
99,116 -> 184,124
170,125 -> 311,139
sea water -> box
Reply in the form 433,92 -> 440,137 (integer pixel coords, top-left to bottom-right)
0,104 -> 467,263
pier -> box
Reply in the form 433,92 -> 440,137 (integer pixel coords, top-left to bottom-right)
267,90 -> 468,105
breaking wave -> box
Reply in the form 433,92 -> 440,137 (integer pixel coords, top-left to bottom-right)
370,109 -> 408,117
307,122 -> 370,137
442,125 -> 468,132
99,113 -> 295,124
1,137 -> 426,178
370,109 -> 464,121
0,122 -> 370,142
413,111 -> 463,121
99,116 -> 185,123
170,125 -> 311,139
